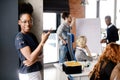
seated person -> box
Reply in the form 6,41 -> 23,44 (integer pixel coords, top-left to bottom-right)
110,63 -> 120,80
75,36 -> 93,61
89,42 -> 120,80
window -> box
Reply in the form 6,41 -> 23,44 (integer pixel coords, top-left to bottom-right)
85,0 -> 115,29
43,13 -> 56,30
43,33 -> 58,63
85,0 -> 97,18
43,13 -> 58,63
100,0 -> 115,29
85,0 -> 117,50
116,0 -> 120,43
116,0 -> 120,28
99,0 -> 115,43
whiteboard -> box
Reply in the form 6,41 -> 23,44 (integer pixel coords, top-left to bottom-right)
76,18 -> 102,55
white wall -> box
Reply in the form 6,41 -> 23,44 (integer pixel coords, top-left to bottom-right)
76,18 -> 102,55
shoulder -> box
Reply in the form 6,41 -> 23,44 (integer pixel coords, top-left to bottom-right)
15,32 -> 27,49
59,23 -> 69,28
101,60 -> 116,71
108,60 -> 116,66
57,24 -> 64,30
75,47 -> 85,53
15,32 -> 24,40
103,60 -> 116,66
57,23 -> 65,33
111,24 -> 116,27
111,25 -> 118,30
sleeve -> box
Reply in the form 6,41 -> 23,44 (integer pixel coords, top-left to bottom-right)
80,50 -> 93,61
57,24 -> 64,37
75,49 -> 92,61
15,34 -> 28,50
75,49 -> 81,60
75,49 -> 86,61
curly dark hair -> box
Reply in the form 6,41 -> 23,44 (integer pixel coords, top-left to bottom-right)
18,2 -> 33,32
18,2 -> 33,19
89,42 -> 120,80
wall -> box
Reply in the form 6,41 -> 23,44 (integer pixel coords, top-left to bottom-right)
69,0 -> 85,48
76,18 -> 102,54
20,0 -> 43,41
0,0 -> 18,80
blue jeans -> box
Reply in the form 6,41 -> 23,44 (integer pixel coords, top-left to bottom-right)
59,44 -> 68,63
68,75 -> 74,80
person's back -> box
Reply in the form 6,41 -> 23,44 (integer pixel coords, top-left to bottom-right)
89,43 -> 120,80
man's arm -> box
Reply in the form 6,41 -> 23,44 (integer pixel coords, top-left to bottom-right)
100,39 -> 107,43
57,25 -> 67,45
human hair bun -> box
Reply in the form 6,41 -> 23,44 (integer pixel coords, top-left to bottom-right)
18,2 -> 33,16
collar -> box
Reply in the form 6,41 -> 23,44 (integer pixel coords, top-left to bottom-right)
76,47 -> 84,50
108,24 -> 113,28
63,22 -> 70,27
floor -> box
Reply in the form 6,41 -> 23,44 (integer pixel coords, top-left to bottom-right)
44,63 -> 68,80
44,65 -> 57,80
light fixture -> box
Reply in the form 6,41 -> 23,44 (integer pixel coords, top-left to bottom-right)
80,0 -> 89,6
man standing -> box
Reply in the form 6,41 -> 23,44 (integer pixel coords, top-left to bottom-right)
57,12 -> 75,63
101,16 -> 119,44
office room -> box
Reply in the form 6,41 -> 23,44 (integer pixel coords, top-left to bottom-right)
0,0 -> 120,80
43,0 -> 120,80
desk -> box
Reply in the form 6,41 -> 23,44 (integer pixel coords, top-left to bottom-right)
54,60 -> 97,80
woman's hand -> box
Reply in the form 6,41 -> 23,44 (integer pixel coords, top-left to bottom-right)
84,45 -> 92,57
100,39 -> 107,43
84,45 -> 88,49
23,60 -> 33,67
62,40 -> 67,45
41,30 -> 51,45
23,55 -> 43,67
70,17 -> 75,27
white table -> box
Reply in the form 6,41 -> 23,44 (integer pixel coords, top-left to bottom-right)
53,60 -> 97,80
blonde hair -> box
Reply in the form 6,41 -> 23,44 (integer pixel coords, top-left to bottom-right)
76,36 -> 87,46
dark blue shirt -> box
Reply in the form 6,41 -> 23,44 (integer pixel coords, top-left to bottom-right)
106,25 -> 119,43
15,32 -> 42,73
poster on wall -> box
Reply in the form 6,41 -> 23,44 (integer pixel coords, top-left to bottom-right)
76,18 -> 102,55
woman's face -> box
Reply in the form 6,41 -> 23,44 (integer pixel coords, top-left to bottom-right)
78,38 -> 86,48
18,13 -> 33,33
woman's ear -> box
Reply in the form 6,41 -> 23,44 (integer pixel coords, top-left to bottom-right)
18,20 -> 21,25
